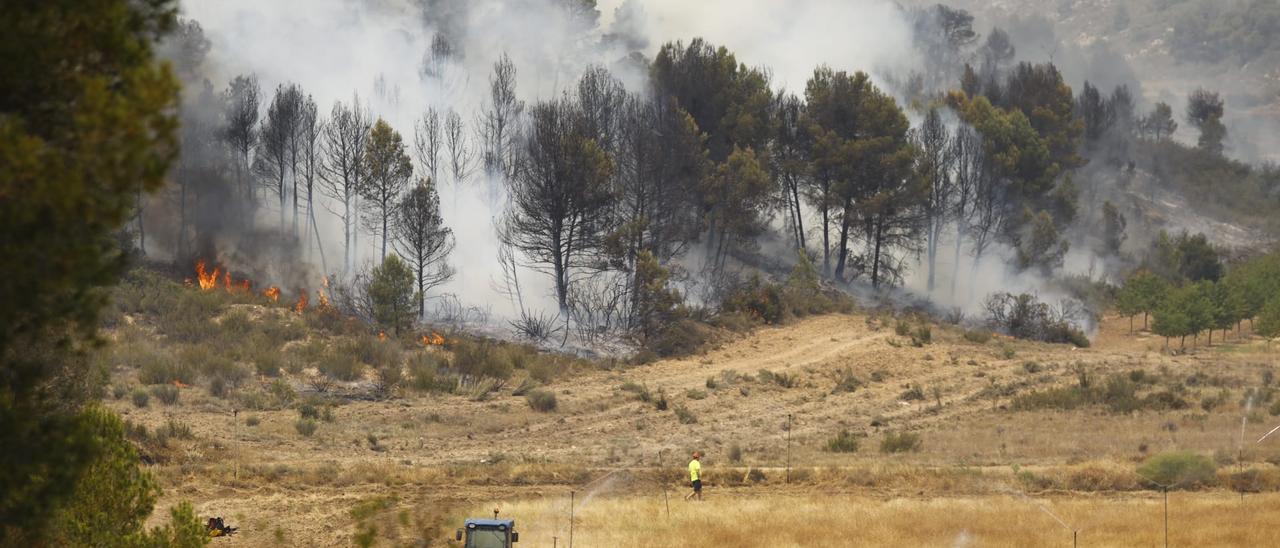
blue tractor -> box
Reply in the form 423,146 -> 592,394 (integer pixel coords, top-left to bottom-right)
455,515 -> 519,548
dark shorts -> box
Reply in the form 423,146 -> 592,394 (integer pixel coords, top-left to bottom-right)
691,479 -> 702,492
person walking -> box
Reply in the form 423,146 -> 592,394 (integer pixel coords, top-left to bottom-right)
684,451 -> 703,501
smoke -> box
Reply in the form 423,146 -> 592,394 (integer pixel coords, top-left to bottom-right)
175,0 -> 921,328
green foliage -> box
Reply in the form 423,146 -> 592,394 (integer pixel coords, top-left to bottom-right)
1101,201 -> 1126,255
1137,452 -> 1218,489
45,408 -> 206,546
880,431 -> 923,453
1259,297 -> 1280,341
1011,374 -> 1188,413
450,339 -> 513,381
1016,210 -> 1069,274
673,404 -> 697,424
368,255 -> 417,336
295,418 -> 319,437
634,250 -> 687,344
1116,270 -> 1168,330
318,354 -> 364,383
984,292 -> 1090,347
962,329 -> 993,344
131,389 -> 150,409
825,430 -> 860,453
526,389 -> 557,412
1170,1 -> 1280,64
150,384 -> 179,406
0,2 -> 181,531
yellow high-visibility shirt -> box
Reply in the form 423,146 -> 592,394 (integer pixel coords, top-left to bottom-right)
689,459 -> 701,481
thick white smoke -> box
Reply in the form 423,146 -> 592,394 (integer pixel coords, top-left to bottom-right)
180,0 -> 922,328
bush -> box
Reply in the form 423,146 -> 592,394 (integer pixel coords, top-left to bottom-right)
722,274 -> 785,325
526,389 -> 558,412
318,354 -> 364,382
136,352 -> 196,386
673,404 -> 697,424
295,418 -> 319,437
984,292 -> 1091,347
758,369 -> 797,389
254,350 -> 283,378
1137,451 -> 1217,489
131,389 -> 149,408
833,370 -> 862,393
150,384 -> 179,406
880,431 -> 923,453
894,319 -> 912,336
911,324 -> 932,347
825,430 -> 859,453
111,385 -> 127,400
963,329 -> 993,344
645,319 -> 713,358
728,443 -> 743,463
208,377 -> 228,398
452,339 -> 513,381
685,389 -> 707,400
407,353 -> 442,393
899,383 -> 925,401
245,415 -> 260,427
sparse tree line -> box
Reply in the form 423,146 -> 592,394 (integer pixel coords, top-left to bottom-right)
1116,233 -> 1280,349
147,7 -> 1274,352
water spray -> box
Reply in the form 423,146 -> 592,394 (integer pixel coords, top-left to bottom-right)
1002,486 -> 1081,548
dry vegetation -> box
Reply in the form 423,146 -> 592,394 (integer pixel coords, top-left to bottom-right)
99,272 -> 1280,546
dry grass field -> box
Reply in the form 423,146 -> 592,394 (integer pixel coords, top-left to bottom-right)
101,280 -> 1280,546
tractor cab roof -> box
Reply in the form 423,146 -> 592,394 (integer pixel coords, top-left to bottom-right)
464,519 -> 516,529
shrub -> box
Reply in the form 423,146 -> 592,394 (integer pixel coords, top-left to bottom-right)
111,385 -> 127,400
880,431 -> 923,453
833,370 -> 862,393
899,383 -> 926,401
1022,361 -> 1042,374
372,363 -> 403,397
208,377 -> 228,398
758,369 -> 797,389
157,418 -> 193,440
673,404 -> 697,424
245,416 -> 260,427
654,389 -> 669,411
452,339 -> 513,381
910,324 -> 932,347
825,430 -> 859,453
1137,451 -> 1217,489
1270,399 -> 1280,417
254,350 -> 282,378
526,389 -> 558,412
407,353 -> 442,393
295,418 -> 319,437
728,443 -> 743,463
131,389 -> 149,408
963,329 -> 993,344
318,354 -> 364,382
150,384 -> 179,406
136,353 -> 195,386
685,389 -> 707,400
645,319 -> 713,358
511,377 -> 537,396
722,274 -> 785,325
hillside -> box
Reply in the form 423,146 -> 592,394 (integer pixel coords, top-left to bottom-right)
99,272 -> 1280,546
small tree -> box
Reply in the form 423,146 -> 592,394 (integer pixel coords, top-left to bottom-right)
368,255 -> 417,336
363,118 -> 414,260
393,181 -> 455,317
1101,201 -> 1126,255
1259,296 -> 1280,345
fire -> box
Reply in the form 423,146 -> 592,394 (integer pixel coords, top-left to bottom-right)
195,260 -> 219,290
316,275 -> 331,308
421,332 -> 446,346
263,286 -> 280,301
378,331 -> 387,341
295,290 -> 308,313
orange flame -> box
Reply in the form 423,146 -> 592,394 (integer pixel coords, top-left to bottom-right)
378,331 -> 387,341
295,290 -> 308,313
195,260 -> 219,290
263,286 -> 280,301
421,332 -> 446,346
240,280 -> 251,292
